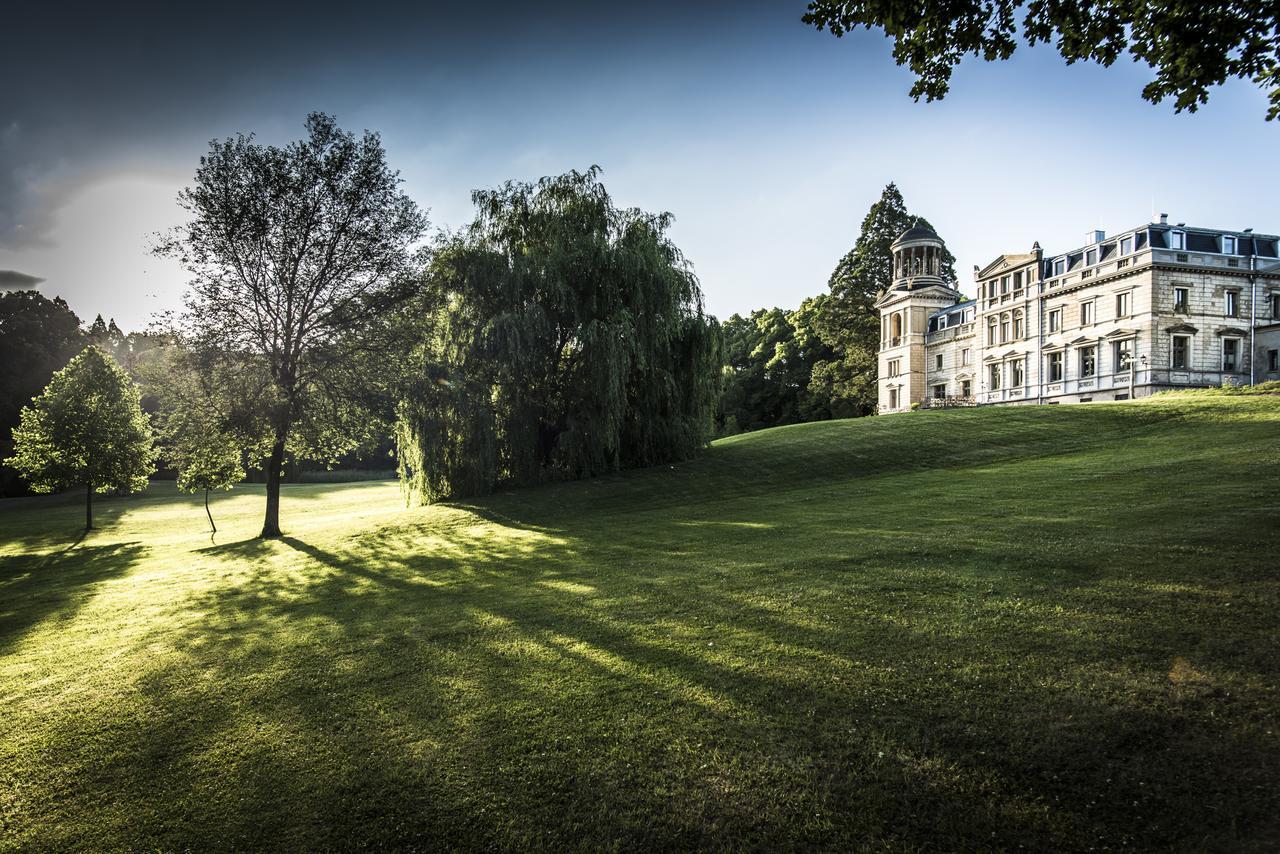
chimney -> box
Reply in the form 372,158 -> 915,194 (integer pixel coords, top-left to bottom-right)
1088,229 -> 1105,244
1158,213 -> 1168,225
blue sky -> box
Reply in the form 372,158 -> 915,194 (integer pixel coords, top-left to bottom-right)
2,1 -> 1276,328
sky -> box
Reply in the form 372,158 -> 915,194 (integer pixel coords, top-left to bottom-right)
3,1 -> 1277,329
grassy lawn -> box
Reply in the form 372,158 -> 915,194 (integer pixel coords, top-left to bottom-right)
2,391 -> 1279,851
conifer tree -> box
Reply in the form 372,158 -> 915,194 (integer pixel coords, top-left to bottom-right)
809,184 -> 953,416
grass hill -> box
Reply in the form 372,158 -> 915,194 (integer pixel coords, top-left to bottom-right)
2,390 -> 1278,850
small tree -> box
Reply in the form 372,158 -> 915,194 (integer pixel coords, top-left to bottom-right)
171,430 -> 244,533
5,346 -> 156,531
143,341 -> 251,533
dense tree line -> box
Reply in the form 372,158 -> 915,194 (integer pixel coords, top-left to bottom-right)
4,116 -> 724,535
0,292 -> 85,495
716,183 -> 954,435
4,119 -> 952,535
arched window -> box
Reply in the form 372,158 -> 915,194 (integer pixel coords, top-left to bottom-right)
891,313 -> 903,341
987,316 -> 998,346
1000,313 -> 1010,343
1013,309 -> 1024,339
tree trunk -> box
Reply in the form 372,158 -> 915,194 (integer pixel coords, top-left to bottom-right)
260,433 -> 287,538
205,487 -> 216,533
86,483 -> 93,532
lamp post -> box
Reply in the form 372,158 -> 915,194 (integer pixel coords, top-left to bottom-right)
1131,353 -> 1147,398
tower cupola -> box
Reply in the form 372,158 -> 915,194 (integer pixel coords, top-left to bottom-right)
891,221 -> 946,288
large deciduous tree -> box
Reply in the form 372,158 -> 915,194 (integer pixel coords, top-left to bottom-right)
5,346 -> 156,532
809,183 -> 954,417
0,290 -> 85,495
396,167 -> 720,503
155,112 -> 427,537
803,1 -> 1280,120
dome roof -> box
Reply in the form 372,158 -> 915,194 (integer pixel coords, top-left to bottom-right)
892,221 -> 941,246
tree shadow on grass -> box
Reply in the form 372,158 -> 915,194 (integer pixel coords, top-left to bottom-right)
9,401 -> 1280,850
0,541 -> 148,652
18,510 -> 1270,851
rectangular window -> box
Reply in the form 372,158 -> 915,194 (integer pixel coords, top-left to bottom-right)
1272,293 -> 1280,318
1086,248 -> 1097,266
1001,275 -> 1010,294
961,348 -> 971,365
961,379 -> 972,398
1270,349 -> 1279,372
1080,300 -> 1094,325
1172,335 -> 1190,370
1225,291 -> 1238,317
1048,351 -> 1063,382
1170,230 -> 1186,250
889,388 -> 898,410
1048,308 -> 1062,333
1080,346 -> 1097,378
1011,359 -> 1024,386
1223,338 -> 1240,372
1174,287 -> 1189,313
989,363 -> 1002,391
1013,271 -> 1023,290
1112,340 -> 1133,372
932,383 -> 946,399
1120,236 -> 1133,255
1222,235 -> 1237,255
935,353 -> 943,372
1115,292 -> 1131,317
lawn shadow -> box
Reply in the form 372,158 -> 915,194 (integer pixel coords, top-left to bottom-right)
9,395 -> 1280,849
0,541 -> 148,651
57,507 -> 1275,850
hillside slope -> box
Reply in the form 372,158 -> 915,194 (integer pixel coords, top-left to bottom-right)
2,392 -> 1278,851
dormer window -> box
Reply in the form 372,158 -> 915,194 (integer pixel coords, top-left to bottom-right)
1222,235 -> 1237,255
1086,249 -> 1097,266
1120,236 -> 1133,255
1170,230 -> 1186,251
1053,258 -> 1065,276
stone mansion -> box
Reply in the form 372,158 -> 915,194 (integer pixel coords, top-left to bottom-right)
876,216 -> 1280,412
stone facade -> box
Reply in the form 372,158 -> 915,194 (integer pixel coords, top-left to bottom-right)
877,218 -> 1280,413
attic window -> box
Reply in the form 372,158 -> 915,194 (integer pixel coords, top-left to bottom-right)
1222,235 -> 1237,255
1120,236 -> 1133,255
1170,230 -> 1186,250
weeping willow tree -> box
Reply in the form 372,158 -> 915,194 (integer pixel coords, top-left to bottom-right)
396,167 -> 720,503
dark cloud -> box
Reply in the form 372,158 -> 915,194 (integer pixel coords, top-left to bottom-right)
0,270 -> 45,290
2,0 -> 761,249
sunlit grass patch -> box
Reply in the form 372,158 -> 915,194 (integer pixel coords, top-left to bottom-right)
1,391 -> 1278,850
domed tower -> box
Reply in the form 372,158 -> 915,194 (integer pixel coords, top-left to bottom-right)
875,222 -> 962,413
